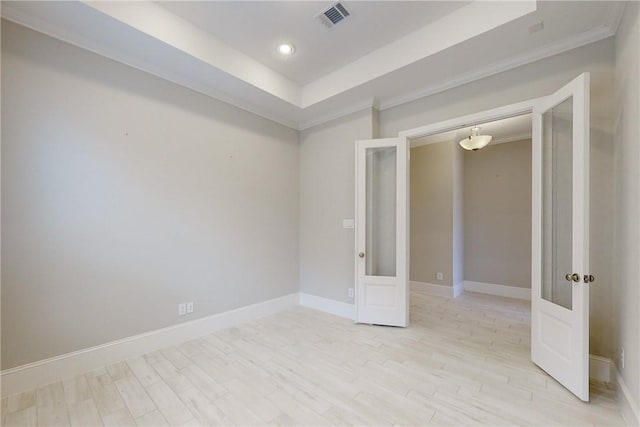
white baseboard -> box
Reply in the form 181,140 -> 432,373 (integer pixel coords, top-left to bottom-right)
453,281 -> 464,298
299,293 -> 354,320
0,293 -> 299,398
463,280 -> 531,301
410,281 -> 456,298
614,364 -> 640,426
589,355 -> 612,383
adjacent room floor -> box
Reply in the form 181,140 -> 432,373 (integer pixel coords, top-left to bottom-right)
1,289 -> 625,426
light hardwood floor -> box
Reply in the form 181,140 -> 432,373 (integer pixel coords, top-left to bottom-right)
1,289 -> 626,426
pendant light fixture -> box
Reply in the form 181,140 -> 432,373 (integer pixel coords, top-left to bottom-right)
459,126 -> 492,151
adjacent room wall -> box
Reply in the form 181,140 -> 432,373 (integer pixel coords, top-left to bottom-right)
1,20 -> 300,370
464,139 -> 532,288
410,138 -> 530,291
409,142 -> 455,286
613,2 -> 640,423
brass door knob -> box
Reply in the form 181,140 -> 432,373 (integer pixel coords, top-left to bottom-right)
565,273 -> 580,283
358,252 -> 365,258
584,274 -> 595,283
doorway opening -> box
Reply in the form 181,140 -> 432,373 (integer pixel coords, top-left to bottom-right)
407,113 -> 533,303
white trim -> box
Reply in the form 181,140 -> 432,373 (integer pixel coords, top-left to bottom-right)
410,281 -> 454,298
297,100 -> 376,131
453,281 -> 464,298
299,293 -> 355,320
0,293 -> 298,398
614,364 -> 640,426
399,98 -> 543,140
463,281 -> 531,301
490,133 -> 533,146
604,2 -> 626,36
410,132 -> 532,150
589,355 -> 612,383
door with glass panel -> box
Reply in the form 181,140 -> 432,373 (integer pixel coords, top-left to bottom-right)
532,73 -> 591,401
355,137 -> 409,327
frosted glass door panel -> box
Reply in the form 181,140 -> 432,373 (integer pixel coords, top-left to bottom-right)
365,146 -> 397,277
542,97 -> 573,310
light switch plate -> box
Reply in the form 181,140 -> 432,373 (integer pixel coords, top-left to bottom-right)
343,219 -> 355,229
178,303 -> 187,316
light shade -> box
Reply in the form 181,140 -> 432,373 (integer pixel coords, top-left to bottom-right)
459,127 -> 492,151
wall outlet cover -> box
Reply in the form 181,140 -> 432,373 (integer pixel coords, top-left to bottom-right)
342,219 -> 355,229
186,302 -> 194,314
348,288 -> 354,298
178,303 -> 187,316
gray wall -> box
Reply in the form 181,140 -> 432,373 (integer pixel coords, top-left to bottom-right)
300,38 -> 616,359
613,2 -> 640,418
1,21 -> 300,370
464,140 -> 532,288
409,142 -> 455,285
299,109 -> 375,303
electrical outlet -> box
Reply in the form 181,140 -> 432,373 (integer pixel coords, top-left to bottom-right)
348,288 -> 354,298
186,302 -> 194,314
178,303 -> 187,316
436,272 -> 443,281
621,347 -> 625,369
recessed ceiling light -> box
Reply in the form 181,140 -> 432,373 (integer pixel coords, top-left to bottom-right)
277,43 -> 295,56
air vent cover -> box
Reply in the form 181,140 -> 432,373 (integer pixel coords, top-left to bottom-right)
317,2 -> 351,28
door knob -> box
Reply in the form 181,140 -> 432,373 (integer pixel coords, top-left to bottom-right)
584,274 -> 595,283
565,273 -> 580,283
358,252 -> 365,258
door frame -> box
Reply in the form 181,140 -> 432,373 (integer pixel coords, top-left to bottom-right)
395,95 -> 569,300
398,97 -> 544,141
397,98 -> 543,301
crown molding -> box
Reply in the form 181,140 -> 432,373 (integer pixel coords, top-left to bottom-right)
490,133 -> 533,146
410,132 -> 532,149
379,24 -> 616,112
604,1 -> 626,36
297,99 -> 376,131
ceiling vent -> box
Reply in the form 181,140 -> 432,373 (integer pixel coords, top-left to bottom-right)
316,2 -> 351,28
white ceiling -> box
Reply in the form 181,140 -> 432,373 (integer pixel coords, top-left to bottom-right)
411,114 -> 532,148
156,1 -> 471,85
1,1 -> 625,130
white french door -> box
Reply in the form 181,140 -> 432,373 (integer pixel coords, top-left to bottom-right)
532,73 -> 591,401
355,137 -> 409,327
